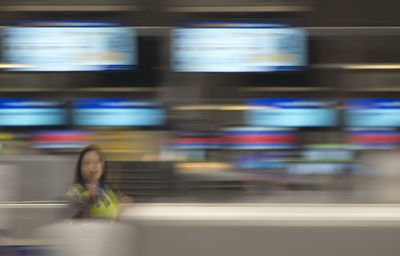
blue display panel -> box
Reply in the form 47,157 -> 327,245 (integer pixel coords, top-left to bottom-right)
171,21 -> 307,72
0,99 -> 67,126
72,98 -> 165,127
234,151 -> 293,170
287,162 -> 350,175
3,20 -> 137,71
302,145 -> 354,162
0,244 -> 51,256
244,98 -> 337,127
345,99 -> 400,127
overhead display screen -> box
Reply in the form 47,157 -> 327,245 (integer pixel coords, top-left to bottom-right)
72,98 -> 165,127
245,98 -> 338,127
345,99 -> 400,127
171,21 -> 307,72
3,20 -> 137,71
0,99 -> 67,126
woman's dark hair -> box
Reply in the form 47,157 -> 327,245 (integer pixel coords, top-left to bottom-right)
74,144 -> 107,186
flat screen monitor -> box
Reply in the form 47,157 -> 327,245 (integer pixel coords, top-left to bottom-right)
30,130 -> 93,149
244,98 -> 338,127
222,127 -> 297,149
3,20 -> 137,71
345,99 -> 400,127
173,133 -> 221,149
72,98 -> 165,127
171,21 -> 307,72
346,128 -> 400,149
0,99 -> 67,126
302,144 -> 354,162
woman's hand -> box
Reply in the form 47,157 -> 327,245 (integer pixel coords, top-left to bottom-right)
85,184 -> 99,197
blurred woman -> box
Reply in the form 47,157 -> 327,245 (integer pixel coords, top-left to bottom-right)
66,145 -> 131,219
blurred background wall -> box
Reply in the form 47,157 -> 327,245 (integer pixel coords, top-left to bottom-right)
0,0 -> 400,240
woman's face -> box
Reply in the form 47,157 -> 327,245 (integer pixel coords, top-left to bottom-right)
81,150 -> 104,183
